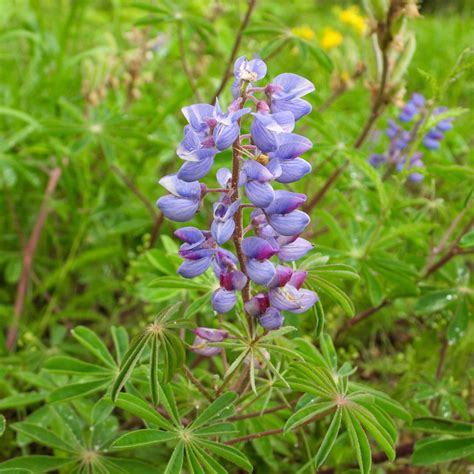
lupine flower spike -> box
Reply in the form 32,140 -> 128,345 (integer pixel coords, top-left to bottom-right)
157,55 -> 318,354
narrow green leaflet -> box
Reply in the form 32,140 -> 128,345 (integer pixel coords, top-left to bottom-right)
112,429 -> 177,449
315,408 -> 342,468
0,415 -> 5,436
343,409 -> 372,474
150,335 -> 160,405
164,442 -> 184,474
71,326 -> 116,368
113,393 -> 174,431
284,401 -> 335,433
111,331 -> 151,401
0,456 -> 74,472
197,439 -> 253,472
11,423 -> 77,453
43,356 -> 111,376
48,379 -> 110,403
190,392 -> 237,430
411,417 -> 474,436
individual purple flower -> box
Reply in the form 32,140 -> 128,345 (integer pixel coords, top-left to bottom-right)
264,191 -> 310,236
242,237 -> 278,285
212,270 -> 247,313
269,271 -> 318,314
232,55 -> 267,98
266,73 -> 315,120
241,160 -> 275,207
277,235 -> 313,262
191,327 -> 229,357
397,152 -> 425,182
211,198 -> 240,245
157,175 -> 203,222
398,93 -> 425,122
250,112 -> 295,153
266,133 -> 313,183
175,227 -> 235,279
244,293 -> 283,330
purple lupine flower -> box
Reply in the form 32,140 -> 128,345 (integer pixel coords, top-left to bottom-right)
266,132 -> 313,183
242,237 -> 278,285
157,175 -> 203,221
266,73 -> 315,120
397,152 -> 425,182
232,55 -> 267,98
277,235 -> 313,262
212,270 -> 247,313
241,160 -> 275,207
191,327 -> 229,357
211,198 -> 240,245
269,271 -> 319,314
250,111 -> 295,153
245,293 -> 284,330
264,191 -> 310,236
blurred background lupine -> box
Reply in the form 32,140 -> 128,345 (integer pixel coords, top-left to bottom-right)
0,0 -> 473,473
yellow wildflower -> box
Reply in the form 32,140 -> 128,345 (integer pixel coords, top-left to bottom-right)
320,28 -> 343,50
341,70 -> 350,82
338,6 -> 366,35
291,25 -> 316,41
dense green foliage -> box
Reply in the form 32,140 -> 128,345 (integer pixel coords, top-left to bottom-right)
0,1 -> 473,473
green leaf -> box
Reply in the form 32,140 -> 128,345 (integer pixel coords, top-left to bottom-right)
43,356 -> 111,376
111,331 -> 151,401
312,300 -> 325,337
111,326 -> 129,363
112,429 -> 177,449
307,43 -> 334,72
448,298 -> 469,344
319,333 -> 338,371
412,436 -> 474,465
0,456 -> 74,472
411,417 -> 474,436
361,267 -> 384,306
415,290 -> 456,314
159,385 -> 181,427
284,401 -> 335,433
149,276 -> 204,290
352,405 -> 395,461
164,442 -> 184,474
191,445 -> 227,474
308,275 -> 355,316
0,392 -> 45,410
459,229 -> 474,248
343,409 -> 372,474
0,415 -> 5,436
71,326 -> 116,368
114,393 -> 174,431
190,392 -> 237,430
11,423 -> 76,453
197,439 -> 253,472
315,408 -> 342,467
48,379 -> 109,403
150,335 -> 160,406
194,423 -> 238,437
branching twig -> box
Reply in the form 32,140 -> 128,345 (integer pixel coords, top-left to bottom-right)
211,0 -> 257,102
6,167 -> 62,351
183,365 -> 213,402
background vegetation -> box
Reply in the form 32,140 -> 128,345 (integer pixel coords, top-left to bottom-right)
0,0 -> 472,472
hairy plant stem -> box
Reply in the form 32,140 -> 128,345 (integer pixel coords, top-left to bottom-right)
6,167 -> 62,351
